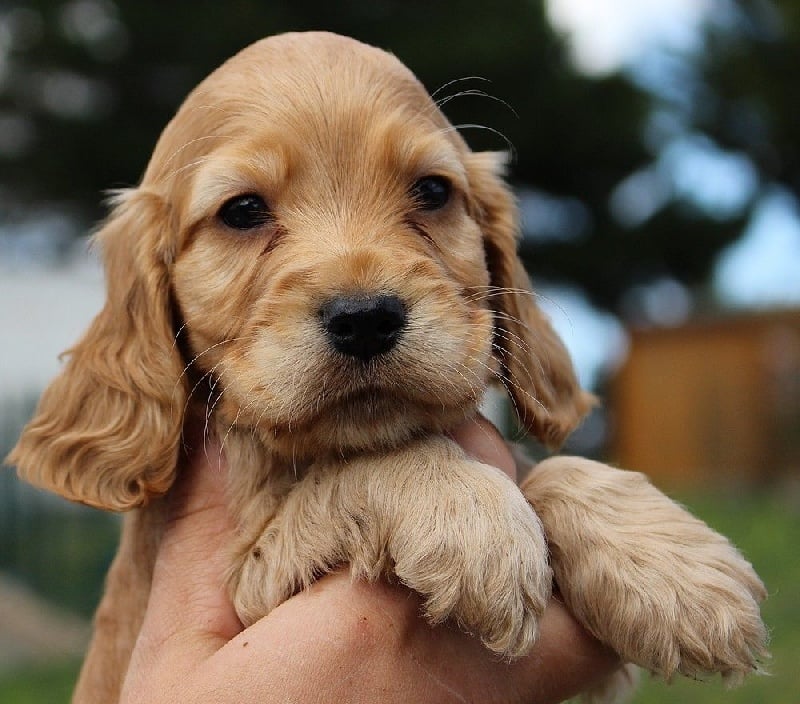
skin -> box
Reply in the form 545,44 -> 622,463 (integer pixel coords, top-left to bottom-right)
119,417 -> 619,704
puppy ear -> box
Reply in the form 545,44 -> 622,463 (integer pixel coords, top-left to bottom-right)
7,190 -> 187,510
466,152 -> 595,448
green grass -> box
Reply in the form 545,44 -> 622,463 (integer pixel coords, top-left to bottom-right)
0,490 -> 796,704
0,660 -> 80,704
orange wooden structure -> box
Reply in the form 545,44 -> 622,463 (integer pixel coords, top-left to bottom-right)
610,309 -> 800,487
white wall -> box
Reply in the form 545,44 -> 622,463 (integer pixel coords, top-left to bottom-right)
1,252 -> 104,395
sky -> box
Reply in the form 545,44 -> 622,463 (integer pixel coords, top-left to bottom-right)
546,0 -> 712,76
1,1 -> 799,395
547,0 -> 800,317
715,188 -> 800,306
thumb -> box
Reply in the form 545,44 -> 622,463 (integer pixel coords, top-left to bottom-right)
448,414 -> 517,481
136,432 -> 241,663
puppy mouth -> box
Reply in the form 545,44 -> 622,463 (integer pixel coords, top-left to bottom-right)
304,357 -> 479,425
267,380 -> 468,457
321,387 -> 402,415
313,368 -> 416,413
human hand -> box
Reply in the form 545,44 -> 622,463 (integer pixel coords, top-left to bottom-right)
120,417 -> 619,703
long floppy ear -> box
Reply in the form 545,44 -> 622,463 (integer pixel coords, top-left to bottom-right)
7,190 -> 187,510
467,152 -> 595,448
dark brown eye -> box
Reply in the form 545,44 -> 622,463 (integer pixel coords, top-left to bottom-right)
411,176 -> 451,211
219,194 -> 272,230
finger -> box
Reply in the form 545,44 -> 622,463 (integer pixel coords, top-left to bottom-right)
393,593 -> 619,704
249,577 -> 617,704
137,432 -> 241,661
449,414 -> 517,481
507,597 -> 621,703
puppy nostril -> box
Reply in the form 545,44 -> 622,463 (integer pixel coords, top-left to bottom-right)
320,294 -> 407,361
328,317 -> 356,339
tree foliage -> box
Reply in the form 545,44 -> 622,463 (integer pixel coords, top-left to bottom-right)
0,0 -> 793,313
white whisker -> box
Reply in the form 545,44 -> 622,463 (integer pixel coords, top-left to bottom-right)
430,75 -> 492,99
440,123 -> 516,158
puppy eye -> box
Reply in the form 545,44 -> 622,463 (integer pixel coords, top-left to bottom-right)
411,176 -> 451,211
218,194 -> 272,230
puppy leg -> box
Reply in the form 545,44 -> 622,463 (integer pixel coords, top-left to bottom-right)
379,437 -> 552,657
521,457 -> 768,685
231,435 -> 551,658
72,504 -> 164,704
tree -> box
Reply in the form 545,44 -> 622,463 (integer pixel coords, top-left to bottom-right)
0,0 -> 793,314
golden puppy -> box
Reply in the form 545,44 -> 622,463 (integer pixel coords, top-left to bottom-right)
9,32 -> 766,703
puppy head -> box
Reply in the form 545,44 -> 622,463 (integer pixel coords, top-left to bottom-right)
9,32 -> 592,509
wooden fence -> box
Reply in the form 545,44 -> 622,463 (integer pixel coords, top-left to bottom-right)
610,309 -> 800,487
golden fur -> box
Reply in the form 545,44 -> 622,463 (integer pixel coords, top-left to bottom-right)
8,32 -> 766,703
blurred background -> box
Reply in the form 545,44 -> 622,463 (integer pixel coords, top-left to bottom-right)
0,1 -> 797,702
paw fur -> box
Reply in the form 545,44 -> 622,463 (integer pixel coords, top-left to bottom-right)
522,457 -> 768,680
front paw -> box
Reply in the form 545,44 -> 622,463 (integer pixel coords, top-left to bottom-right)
655,538 -> 767,683
229,523 -> 304,626
228,444 -> 553,659
228,492 -> 349,626
388,462 -> 552,658
523,457 -> 768,681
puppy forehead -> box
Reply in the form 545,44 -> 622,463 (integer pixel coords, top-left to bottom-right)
148,33 -> 463,191
205,32 -> 435,120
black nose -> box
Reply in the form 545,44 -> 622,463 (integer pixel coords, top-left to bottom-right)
320,294 -> 407,361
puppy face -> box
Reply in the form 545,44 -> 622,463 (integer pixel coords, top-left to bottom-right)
161,36 -> 494,456
9,33 -> 592,509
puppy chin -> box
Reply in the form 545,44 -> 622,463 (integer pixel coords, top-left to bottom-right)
217,385 -> 479,461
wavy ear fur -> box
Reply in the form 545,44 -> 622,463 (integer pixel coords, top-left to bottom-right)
7,190 -> 187,510
467,152 -> 595,448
